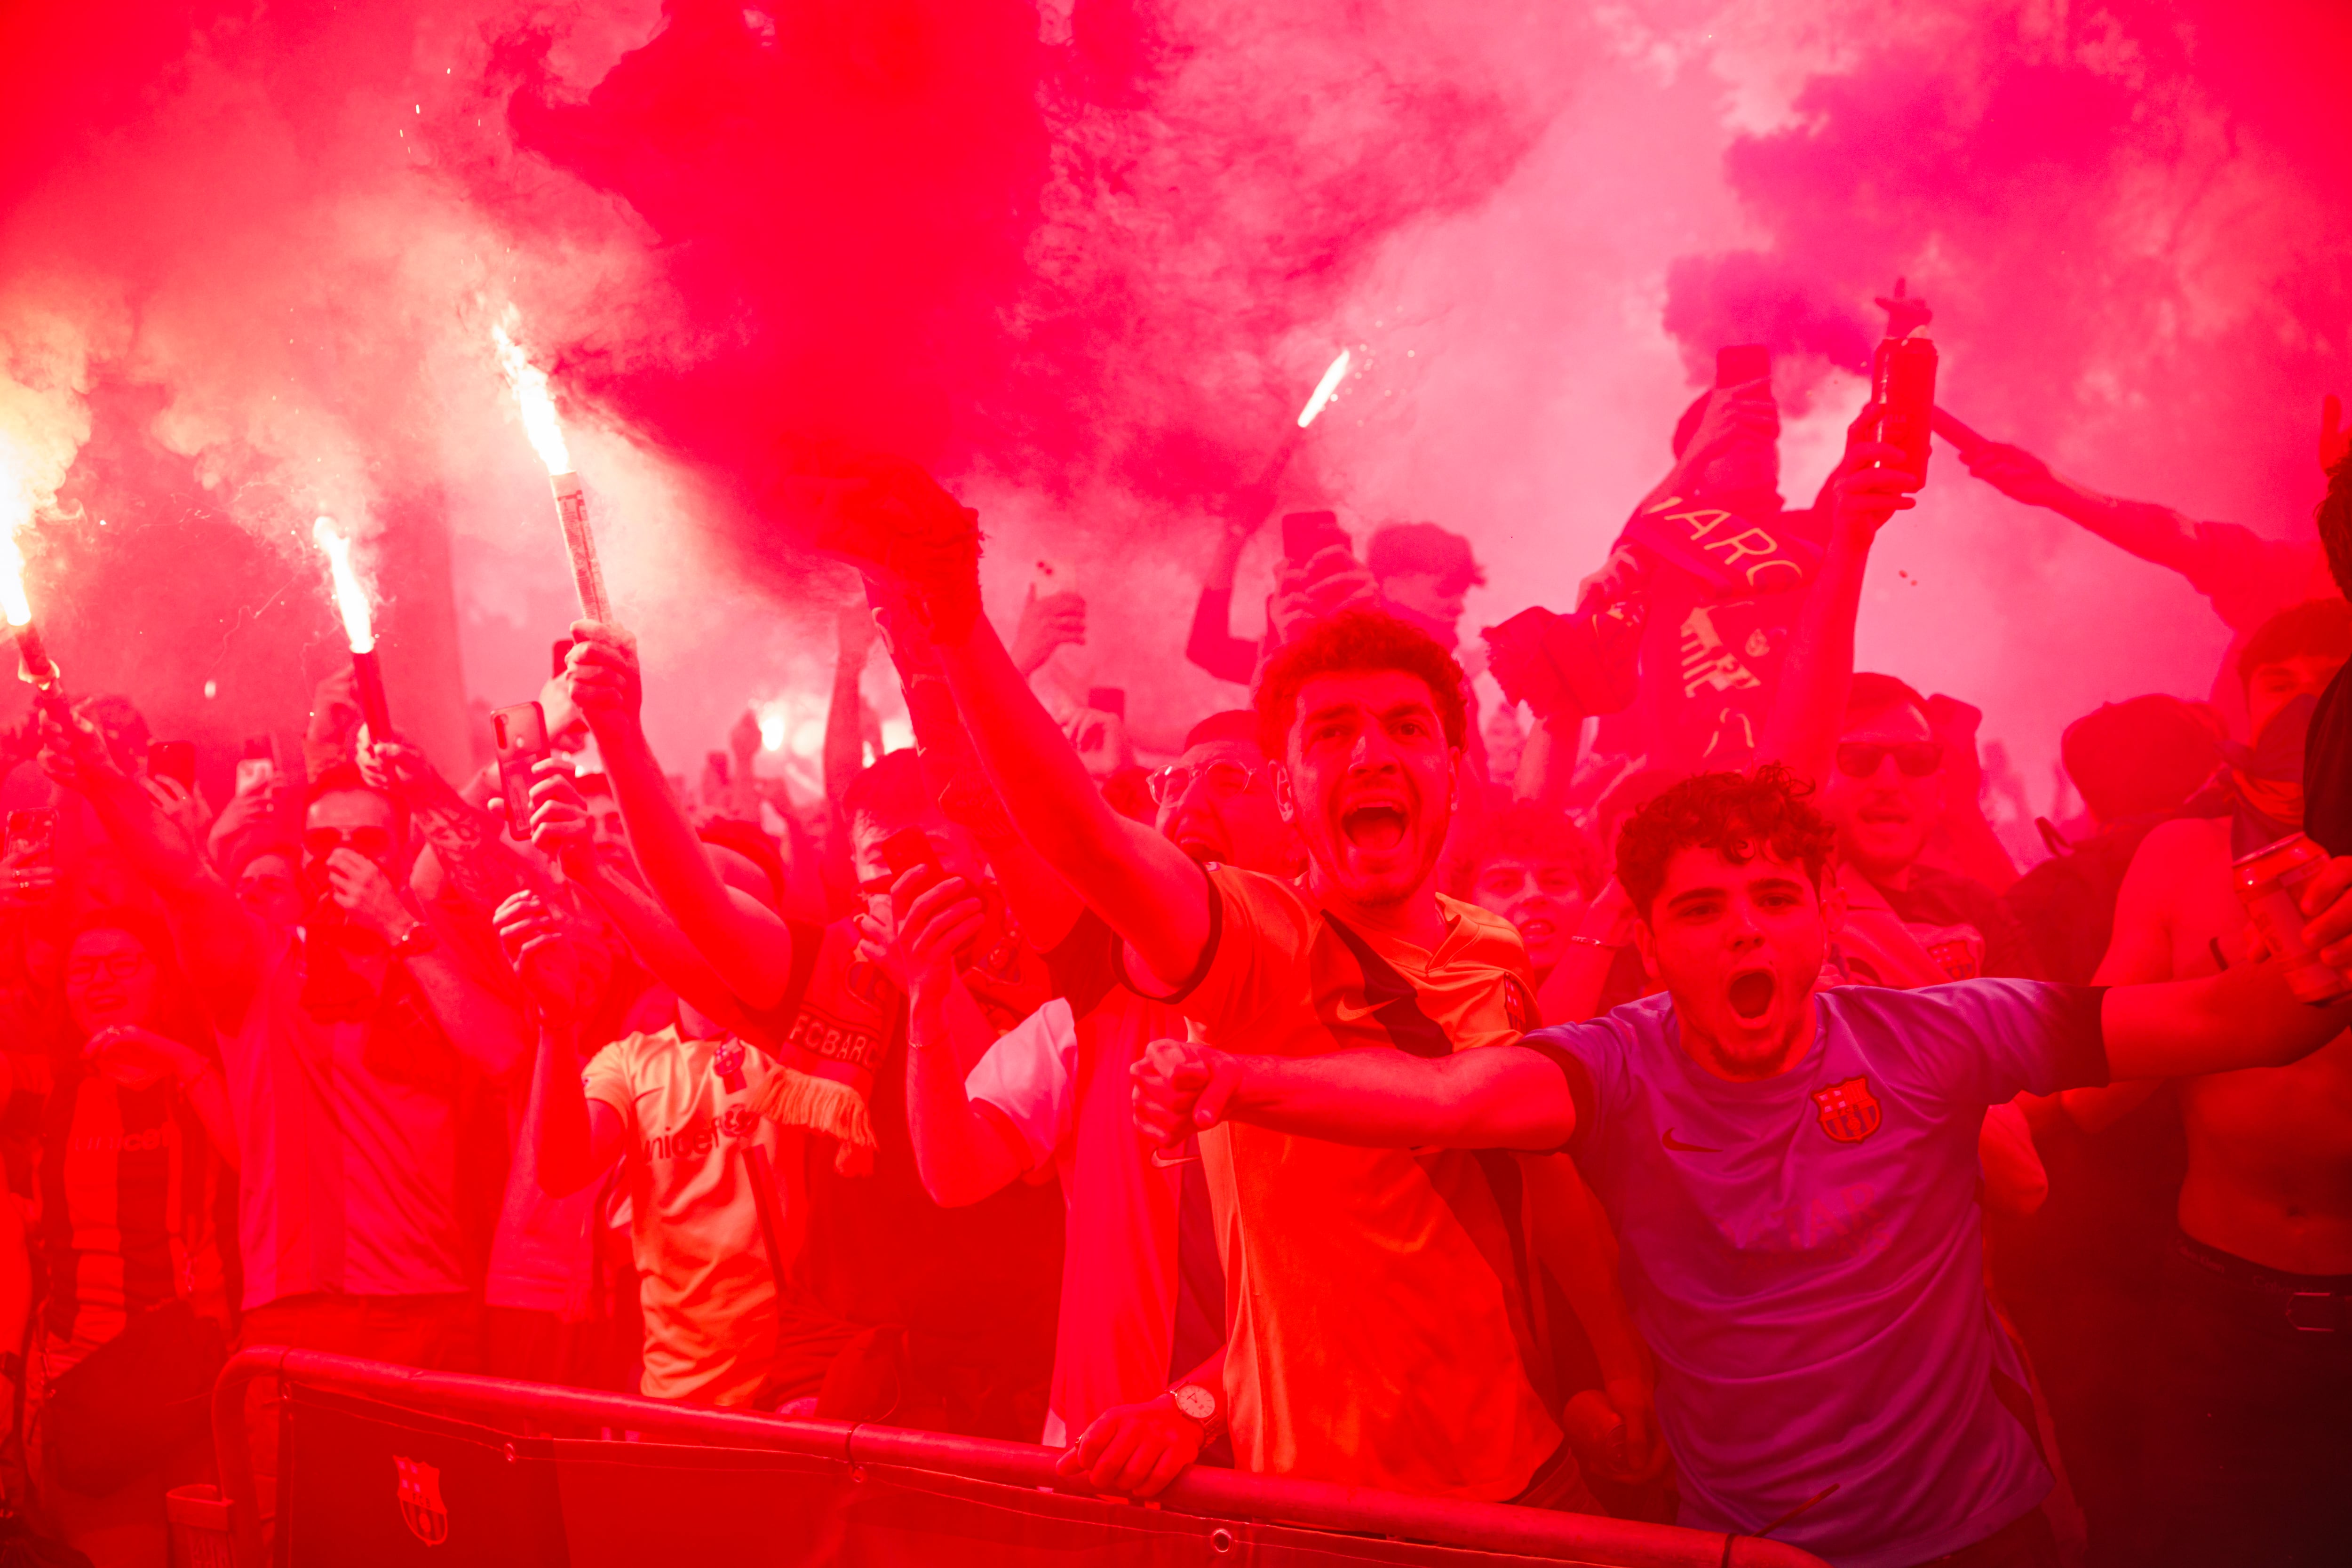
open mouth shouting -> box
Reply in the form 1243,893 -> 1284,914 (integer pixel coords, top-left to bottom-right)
1727,966 -> 1778,1021
1168,812 -> 1229,865
1343,805 -> 1408,853
1336,781 -> 1415,858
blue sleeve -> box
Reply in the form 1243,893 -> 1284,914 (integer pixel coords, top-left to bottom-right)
1887,980 -> 2110,1106
1517,1019 -> 1629,1161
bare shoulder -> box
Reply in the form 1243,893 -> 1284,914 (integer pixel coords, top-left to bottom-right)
2129,815 -> 2230,873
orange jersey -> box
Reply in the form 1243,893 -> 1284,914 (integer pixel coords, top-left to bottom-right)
1165,864 -> 1562,1500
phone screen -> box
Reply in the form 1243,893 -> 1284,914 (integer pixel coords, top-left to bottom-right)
148,741 -> 196,792
5,809 -> 57,902
492,702 -> 553,841
1281,510 -> 1348,565
1716,344 -> 1772,388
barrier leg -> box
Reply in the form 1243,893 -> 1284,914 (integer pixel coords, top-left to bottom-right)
210,1347 -> 287,1568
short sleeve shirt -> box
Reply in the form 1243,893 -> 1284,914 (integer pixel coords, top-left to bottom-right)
966,911 -> 1229,1447
223,934 -> 469,1309
1532,981 -> 2108,1568
1156,864 -> 1561,1501
583,1027 -> 789,1406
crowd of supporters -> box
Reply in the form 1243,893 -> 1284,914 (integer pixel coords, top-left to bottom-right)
0,366 -> 2348,1568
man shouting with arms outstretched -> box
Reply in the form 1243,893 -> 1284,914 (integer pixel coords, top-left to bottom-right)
1133,762 -> 2352,1568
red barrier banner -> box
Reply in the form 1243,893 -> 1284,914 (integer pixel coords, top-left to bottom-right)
282,1384 -> 1597,1568
225,1349 -> 1825,1568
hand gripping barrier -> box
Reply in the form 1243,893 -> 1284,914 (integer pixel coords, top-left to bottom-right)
212,1346 -> 1829,1568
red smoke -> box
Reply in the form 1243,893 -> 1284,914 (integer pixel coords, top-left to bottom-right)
0,0 -> 2344,798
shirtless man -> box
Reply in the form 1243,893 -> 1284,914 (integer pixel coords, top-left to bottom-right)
2084,595 -> 2352,1568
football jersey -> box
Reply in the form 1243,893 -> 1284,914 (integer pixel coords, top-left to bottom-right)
1531,980 -> 2109,1568
1155,864 -> 1562,1501
583,1027 -> 790,1406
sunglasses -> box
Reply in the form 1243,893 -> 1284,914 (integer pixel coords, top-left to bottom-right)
304,826 -> 394,861
66,951 -> 153,984
1835,741 -> 1945,780
1147,759 -> 1262,806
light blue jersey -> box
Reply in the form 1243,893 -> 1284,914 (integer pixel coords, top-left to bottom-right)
1530,981 -> 2106,1568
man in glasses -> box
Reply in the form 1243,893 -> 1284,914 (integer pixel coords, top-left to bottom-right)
35,717 -> 532,1534
1821,673 -> 2040,986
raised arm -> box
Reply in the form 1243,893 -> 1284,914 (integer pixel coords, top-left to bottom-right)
357,733 -> 533,915
520,759 -> 762,1039
1755,415 -> 1923,783
862,868 -> 1030,1207
821,464 -> 1208,988
566,621 -> 799,1010
318,844 -> 530,1075
1188,517 -> 1265,685
1130,1035 -> 1575,1152
1958,440 -> 2208,578
824,603 -> 879,810
36,700 -> 260,1012
872,586 -> 1086,951
494,889 -> 625,1196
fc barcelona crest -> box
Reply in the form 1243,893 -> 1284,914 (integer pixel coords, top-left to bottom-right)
1811,1076 -> 1882,1144
1502,978 -> 1532,1033
395,1455 -> 449,1546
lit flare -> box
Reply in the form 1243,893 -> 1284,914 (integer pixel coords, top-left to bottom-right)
0,531 -> 28,629
314,517 -> 390,738
1296,349 -> 1352,429
312,517 -> 375,653
492,316 -> 610,622
492,318 -> 573,477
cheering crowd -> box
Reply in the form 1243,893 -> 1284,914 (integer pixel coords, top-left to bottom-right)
0,361 -> 2349,1568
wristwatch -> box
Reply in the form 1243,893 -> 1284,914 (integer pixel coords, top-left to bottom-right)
1170,1381 -> 1224,1441
389,920 -> 437,957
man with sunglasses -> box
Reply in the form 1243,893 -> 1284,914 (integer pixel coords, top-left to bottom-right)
896,709 -> 1299,1480
1820,675 -> 2040,987
36,714 -> 532,1530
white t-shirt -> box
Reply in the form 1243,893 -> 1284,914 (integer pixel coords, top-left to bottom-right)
966,914 -> 1223,1446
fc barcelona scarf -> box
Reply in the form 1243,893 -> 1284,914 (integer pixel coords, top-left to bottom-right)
748,916 -> 1050,1176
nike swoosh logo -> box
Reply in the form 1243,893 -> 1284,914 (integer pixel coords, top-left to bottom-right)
1661,1128 -> 1721,1154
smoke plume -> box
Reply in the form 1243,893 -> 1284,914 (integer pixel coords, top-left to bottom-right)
0,0 -> 2342,805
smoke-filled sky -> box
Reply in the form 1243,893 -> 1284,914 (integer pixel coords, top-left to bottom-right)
0,0 -> 2344,813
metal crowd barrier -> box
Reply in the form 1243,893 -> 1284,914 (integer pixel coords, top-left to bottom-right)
210,1346 -> 1828,1568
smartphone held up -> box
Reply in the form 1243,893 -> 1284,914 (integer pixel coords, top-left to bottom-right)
1280,510 -> 1350,566
492,701 -> 553,841
147,740 -> 196,794
4,808 -> 57,905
